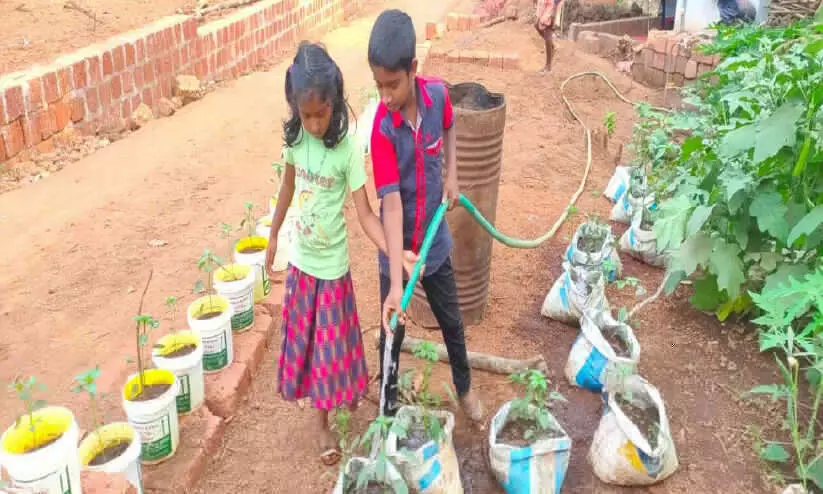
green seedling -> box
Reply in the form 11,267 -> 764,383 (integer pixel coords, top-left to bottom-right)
346,416 -> 408,494
219,223 -> 242,280
72,366 -> 107,441
604,111 -> 617,137
508,369 -> 567,443
614,276 -> 647,297
165,296 -> 178,322
395,341 -> 445,445
132,314 -> 160,394
193,248 -> 238,313
9,376 -> 47,451
239,201 -> 259,239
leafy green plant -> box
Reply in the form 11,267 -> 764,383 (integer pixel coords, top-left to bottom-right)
604,111 -> 617,137
344,416 -> 408,494
508,369 -> 567,442
239,201 -> 258,239
396,342 -> 445,445
8,376 -> 47,449
614,276 -> 647,297
748,268 -> 823,490
133,314 -> 159,392
637,20 -> 823,320
165,296 -> 178,322
194,248 -> 239,309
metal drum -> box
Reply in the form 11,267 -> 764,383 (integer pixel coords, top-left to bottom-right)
408,82 -> 506,328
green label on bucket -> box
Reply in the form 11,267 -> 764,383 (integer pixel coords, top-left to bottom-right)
16,464 -> 74,493
176,373 -> 191,413
135,414 -> 173,462
202,332 -> 229,371
231,306 -> 254,331
261,265 -> 271,296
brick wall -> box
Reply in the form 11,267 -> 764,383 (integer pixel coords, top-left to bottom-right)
632,30 -> 719,88
568,16 -> 660,41
0,0 -> 360,163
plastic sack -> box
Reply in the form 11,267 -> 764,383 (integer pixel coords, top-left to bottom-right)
488,400 -> 572,494
541,264 -> 609,326
610,190 -> 657,225
563,224 -> 622,282
565,309 -> 640,393
333,456 -> 407,494
386,406 -> 463,493
603,166 -> 632,203
618,214 -> 666,267
588,376 -> 679,486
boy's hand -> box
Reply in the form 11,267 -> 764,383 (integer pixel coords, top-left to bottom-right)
382,286 -> 406,334
443,173 -> 460,210
265,238 -> 278,277
403,250 -> 423,276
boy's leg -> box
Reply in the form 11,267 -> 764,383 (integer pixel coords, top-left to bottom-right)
378,274 -> 406,417
419,257 -> 482,420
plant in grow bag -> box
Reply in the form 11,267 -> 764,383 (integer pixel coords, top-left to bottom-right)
72,367 -> 130,466
8,376 -> 51,453
343,416 -> 408,494
499,369 -> 567,447
578,216 -> 609,254
395,341 -> 446,451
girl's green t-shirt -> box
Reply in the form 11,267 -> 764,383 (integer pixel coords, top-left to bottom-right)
282,132 -> 366,281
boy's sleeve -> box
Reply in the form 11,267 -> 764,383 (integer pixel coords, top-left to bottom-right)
346,138 -> 367,192
442,84 -> 454,130
370,108 -> 401,199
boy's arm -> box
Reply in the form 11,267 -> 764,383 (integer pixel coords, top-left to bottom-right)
442,86 -> 459,210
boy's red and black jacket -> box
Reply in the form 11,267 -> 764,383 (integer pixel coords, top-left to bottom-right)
371,75 -> 454,277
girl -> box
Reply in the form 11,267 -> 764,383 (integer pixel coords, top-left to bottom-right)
535,0 -> 563,73
265,42 -> 413,463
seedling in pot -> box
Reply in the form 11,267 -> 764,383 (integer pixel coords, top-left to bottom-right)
153,296 -> 197,358
8,376 -> 51,453
130,313 -> 166,402
342,416 -> 408,494
72,367 -> 130,466
499,369 -> 567,447
639,206 -> 654,231
238,202 -> 265,253
577,216 -> 609,254
193,248 -> 237,318
396,342 -> 446,452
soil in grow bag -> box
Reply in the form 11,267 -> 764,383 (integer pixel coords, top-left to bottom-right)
237,244 -> 265,254
131,383 -> 172,402
163,343 -> 198,358
449,83 -> 504,111
616,393 -> 661,450
640,210 -> 654,231
397,416 -> 447,450
88,439 -> 131,466
498,418 -> 564,448
345,483 -> 393,494
603,330 -> 631,358
577,230 -> 607,254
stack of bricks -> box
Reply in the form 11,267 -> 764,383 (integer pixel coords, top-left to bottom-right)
632,29 -> 720,88
1,0 -> 360,164
427,46 -> 520,69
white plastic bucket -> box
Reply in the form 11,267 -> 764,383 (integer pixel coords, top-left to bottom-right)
78,422 -> 144,494
258,211 -> 294,273
0,406 -> 82,494
187,295 -> 234,373
234,236 -> 271,303
122,369 -> 180,465
152,331 -> 205,415
213,264 -> 254,332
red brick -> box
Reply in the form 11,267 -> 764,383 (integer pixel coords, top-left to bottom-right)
21,115 -> 41,147
468,14 -> 481,29
458,14 -> 470,31
0,136 -> 6,161
121,99 -> 132,120
684,59 -> 698,79
204,362 -> 251,418
651,52 -> 666,70
143,62 -> 155,85
142,88 -> 153,108
174,24 -> 183,45
41,72 -> 59,103
697,63 -> 712,76
28,77 -> 45,112
86,55 -> 101,83
473,50 -> 490,65
99,81 -> 112,108
184,19 -> 197,41
428,47 -> 446,61
6,86 -> 26,123
502,53 -> 519,69
425,22 -> 437,40
86,88 -> 100,114
72,61 -> 88,89
0,97 -> 5,125
111,74 -> 122,99
125,43 -> 136,66
70,97 -> 86,122
446,50 -> 460,63
136,39 -> 146,62
131,94 -> 141,111
112,46 -> 125,72
58,68 -> 73,96
1,120 -> 25,157
692,51 -> 714,65
133,65 -> 145,89
674,55 -> 688,74
233,330 -> 266,372
446,13 -> 459,31
122,71 -> 135,94
54,101 -> 71,131
489,52 -> 503,69
41,106 -> 58,139
102,51 -> 114,76
649,35 -> 668,54
81,470 -> 134,494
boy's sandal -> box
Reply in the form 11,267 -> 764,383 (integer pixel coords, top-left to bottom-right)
320,448 -> 342,466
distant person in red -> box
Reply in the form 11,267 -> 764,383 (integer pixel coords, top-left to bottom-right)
535,0 -> 563,73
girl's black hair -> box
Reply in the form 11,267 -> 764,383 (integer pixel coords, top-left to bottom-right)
283,41 -> 351,149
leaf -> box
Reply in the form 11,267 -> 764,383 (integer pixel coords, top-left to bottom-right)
687,205 -> 713,237
654,195 -> 692,251
709,239 -> 745,299
747,383 -> 789,401
760,442 -> 790,463
691,275 -> 721,311
787,205 -> 823,246
754,101 -> 804,163
763,263 -> 810,295
749,191 -> 789,242
720,123 -> 756,158
678,232 -> 713,276
805,456 -> 823,489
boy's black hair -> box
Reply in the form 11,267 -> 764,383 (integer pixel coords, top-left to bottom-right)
284,41 -> 350,149
367,9 -> 416,72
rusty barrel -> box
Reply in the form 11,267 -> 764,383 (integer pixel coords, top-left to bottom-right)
408,82 -> 506,329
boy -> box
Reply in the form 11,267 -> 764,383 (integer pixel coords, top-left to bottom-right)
536,0 -> 563,73
367,9 -> 483,422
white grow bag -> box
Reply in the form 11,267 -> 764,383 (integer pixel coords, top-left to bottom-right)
619,215 -> 666,267
563,225 -> 622,282
610,190 -> 657,225
565,310 -> 640,393
489,401 -> 572,493
541,264 -> 609,327
386,406 -> 463,493
588,376 -> 679,486
333,456 -> 406,493
603,166 -> 632,203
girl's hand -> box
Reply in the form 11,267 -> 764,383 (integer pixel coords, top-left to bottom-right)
265,238 -> 278,277
403,250 -> 423,276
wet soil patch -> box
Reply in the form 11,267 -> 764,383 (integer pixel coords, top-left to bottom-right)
616,393 -> 660,450
89,439 -> 131,466
498,417 -> 563,448
130,383 -> 171,402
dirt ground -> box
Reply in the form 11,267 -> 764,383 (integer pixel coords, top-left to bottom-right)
193,20 -> 781,494
0,1 -> 784,494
